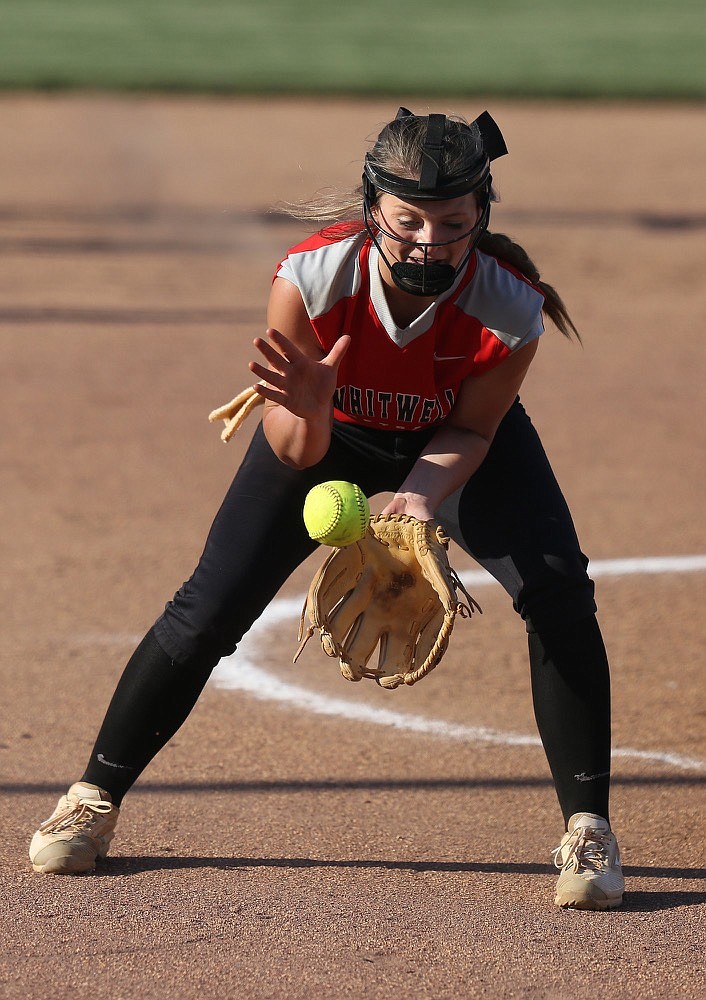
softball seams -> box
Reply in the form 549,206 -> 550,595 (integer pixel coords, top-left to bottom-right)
353,487 -> 368,536
318,484 -> 344,538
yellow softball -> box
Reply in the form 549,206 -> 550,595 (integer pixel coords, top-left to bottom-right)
303,481 -> 370,547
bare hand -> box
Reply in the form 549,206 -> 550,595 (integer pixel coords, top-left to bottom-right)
249,328 -> 350,421
380,492 -> 436,521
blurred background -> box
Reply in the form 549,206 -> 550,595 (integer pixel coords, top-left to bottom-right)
1,0 -> 704,98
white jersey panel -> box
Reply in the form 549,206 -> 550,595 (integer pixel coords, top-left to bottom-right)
456,251 -> 545,350
276,235 -> 362,320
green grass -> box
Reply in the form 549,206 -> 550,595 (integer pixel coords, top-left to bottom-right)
1,0 -> 705,98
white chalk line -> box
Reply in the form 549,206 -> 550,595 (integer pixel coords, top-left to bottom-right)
210,555 -> 706,774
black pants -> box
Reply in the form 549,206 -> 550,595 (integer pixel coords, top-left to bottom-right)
85,400 -> 612,823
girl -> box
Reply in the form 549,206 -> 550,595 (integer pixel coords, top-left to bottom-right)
30,108 -> 623,910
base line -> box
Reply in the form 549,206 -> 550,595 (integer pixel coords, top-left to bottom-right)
457,553 -> 706,588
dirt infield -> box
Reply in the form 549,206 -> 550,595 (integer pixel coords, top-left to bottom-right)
1,96 -> 705,998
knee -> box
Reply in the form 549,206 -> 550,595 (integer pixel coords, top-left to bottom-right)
154,596 -> 247,664
516,553 -> 597,634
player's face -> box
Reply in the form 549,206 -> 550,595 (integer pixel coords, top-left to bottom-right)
372,192 -> 481,271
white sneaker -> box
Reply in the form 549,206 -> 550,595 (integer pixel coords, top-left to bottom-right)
29,782 -> 119,874
553,812 -> 624,910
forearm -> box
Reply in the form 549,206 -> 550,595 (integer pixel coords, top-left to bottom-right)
390,342 -> 539,519
390,424 -> 491,518
261,402 -> 333,469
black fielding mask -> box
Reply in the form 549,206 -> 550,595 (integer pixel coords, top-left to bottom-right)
388,259 -> 459,297
363,108 -> 508,296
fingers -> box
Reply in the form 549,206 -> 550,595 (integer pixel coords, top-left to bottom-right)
248,359 -> 286,389
254,328 -> 348,372
251,382 -> 285,405
323,334 -> 351,370
252,334 -> 291,373
249,331 -> 296,395
247,328 -> 348,416
258,327 -> 303,363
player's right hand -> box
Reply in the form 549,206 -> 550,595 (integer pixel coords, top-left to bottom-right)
249,328 -> 350,422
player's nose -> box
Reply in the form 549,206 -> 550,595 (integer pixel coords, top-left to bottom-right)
417,221 -> 445,244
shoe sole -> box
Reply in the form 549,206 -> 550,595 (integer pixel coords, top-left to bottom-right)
30,839 -> 109,875
555,893 -> 623,911
31,850 -> 104,874
32,861 -> 97,875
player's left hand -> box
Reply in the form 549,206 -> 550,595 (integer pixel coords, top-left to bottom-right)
380,492 -> 436,521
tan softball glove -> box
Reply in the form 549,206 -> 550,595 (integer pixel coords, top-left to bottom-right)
294,513 -> 481,689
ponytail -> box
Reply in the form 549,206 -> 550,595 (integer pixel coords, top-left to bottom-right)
477,231 -> 580,342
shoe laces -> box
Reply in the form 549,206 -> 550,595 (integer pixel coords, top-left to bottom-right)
39,798 -> 113,836
552,825 -> 615,874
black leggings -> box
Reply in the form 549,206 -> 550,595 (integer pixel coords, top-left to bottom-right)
84,400 -> 612,824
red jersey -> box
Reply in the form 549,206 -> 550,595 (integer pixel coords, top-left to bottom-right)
275,231 -> 544,432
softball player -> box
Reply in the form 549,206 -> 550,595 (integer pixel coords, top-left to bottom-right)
29,108 -> 624,910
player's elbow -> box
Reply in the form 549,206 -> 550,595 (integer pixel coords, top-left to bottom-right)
266,436 -> 328,471
278,452 -> 317,471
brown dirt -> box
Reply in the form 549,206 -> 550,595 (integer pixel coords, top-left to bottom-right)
1,95 -> 704,999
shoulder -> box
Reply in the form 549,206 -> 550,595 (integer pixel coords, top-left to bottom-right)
275,230 -> 370,320
455,250 -> 545,350
276,229 -> 367,275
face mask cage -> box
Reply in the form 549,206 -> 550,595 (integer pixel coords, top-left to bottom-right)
362,193 -> 491,297
361,108 -> 507,296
